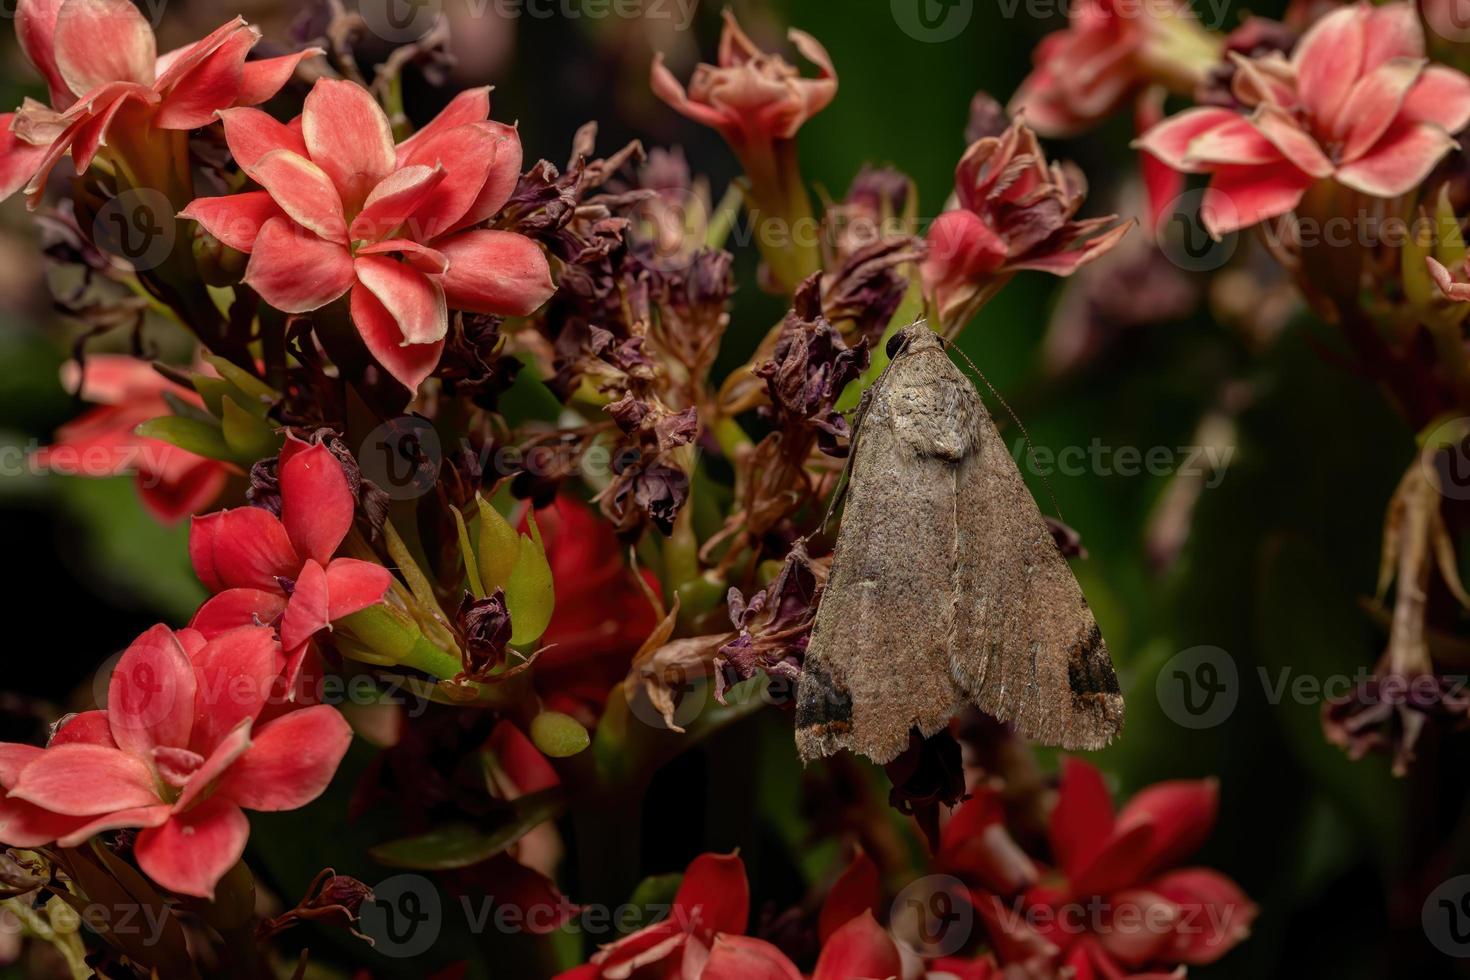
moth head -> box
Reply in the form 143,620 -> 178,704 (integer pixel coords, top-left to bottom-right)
887,322 -> 939,360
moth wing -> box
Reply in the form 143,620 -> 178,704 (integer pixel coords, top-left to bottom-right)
949,382 -> 1124,750
795,349 -> 969,765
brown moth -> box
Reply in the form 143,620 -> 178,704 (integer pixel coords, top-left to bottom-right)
795,323 -> 1123,764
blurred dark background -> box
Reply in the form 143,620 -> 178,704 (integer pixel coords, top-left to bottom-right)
2,0 -> 1465,977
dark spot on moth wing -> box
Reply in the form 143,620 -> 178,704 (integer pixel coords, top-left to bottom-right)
1068,622 -> 1120,699
795,662 -> 854,736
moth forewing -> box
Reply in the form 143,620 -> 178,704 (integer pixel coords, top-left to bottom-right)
795,324 -> 1123,765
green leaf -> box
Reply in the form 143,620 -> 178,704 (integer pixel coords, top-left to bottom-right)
370,789 -> 563,869
452,503 -> 484,598
505,511 -> 554,645
202,353 -> 277,407
476,494 -> 521,593
337,602 -> 422,663
219,395 -> 279,461
134,415 -> 231,461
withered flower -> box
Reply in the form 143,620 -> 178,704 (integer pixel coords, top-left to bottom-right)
457,589 -> 514,678
257,868 -> 375,943
922,102 -> 1132,335
715,539 -> 826,700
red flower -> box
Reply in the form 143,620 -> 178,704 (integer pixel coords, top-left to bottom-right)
531,496 -> 661,721
1010,0 -> 1221,137
0,623 -> 352,898
922,113 -> 1132,331
556,850 -> 901,980
188,433 -> 391,683
966,759 -> 1256,979
650,9 -> 836,155
0,0 -> 317,205
1135,2 -> 1470,237
31,355 -> 229,522
181,79 -> 555,392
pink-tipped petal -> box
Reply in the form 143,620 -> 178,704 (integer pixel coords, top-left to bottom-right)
356,239 -> 449,275
10,744 -> 159,815
235,48 -> 321,107
1402,64 -> 1470,135
152,25 -> 256,130
350,282 -> 444,392
302,78 -> 396,211
246,149 -> 347,243
134,796 -> 248,899
216,704 -> 351,810
243,216 -> 355,314
395,86 -> 491,164
452,120 -> 523,231
1177,116 -> 1280,167
219,106 -> 307,170
173,719 -> 252,811
108,623 -> 196,757
350,164 -> 447,243
1362,2 -> 1426,70
436,230 -> 555,317
189,506 -> 299,592
704,936 -> 803,980
1336,121 -> 1457,197
54,803 -> 171,848
190,588 -> 288,639
52,0 -> 156,96
399,122 -> 502,238
1133,107 -> 1245,172
1428,255 -> 1470,301
279,439 -> 355,566
354,255 -> 449,345
50,711 -> 115,748
179,191 -> 283,253
1251,108 -> 1333,179
16,0 -> 71,105
0,113 -> 52,203
1334,58 -> 1425,163
1199,165 -> 1312,237
1291,5 -> 1366,125
188,626 -> 280,755
0,797 -> 87,847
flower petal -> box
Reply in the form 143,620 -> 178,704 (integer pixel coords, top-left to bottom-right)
1336,121 -> 1457,197
179,190 -> 283,253
704,936 -> 803,980
10,744 -> 159,815
1050,757 -> 1115,878
0,797 -> 87,847
108,623 -> 196,757
1362,2 -> 1425,70
1335,58 -> 1425,163
279,437 -> 354,566
189,505 -> 298,592
16,0 -> 71,105
152,24 -> 257,130
1179,116 -> 1281,167
279,559 -> 329,651
52,0 -> 155,96
1115,777 -> 1217,879
216,704 -> 351,810
54,804 -> 170,848
1291,5 -> 1365,125
190,588 -> 288,639
399,122 -> 502,238
350,164 -> 447,243
810,910 -> 902,980
302,77 -> 395,211
0,112 -> 52,203
1402,64 -> 1470,135
219,106 -> 307,170
672,852 -> 748,940
356,238 -> 449,275
235,48 -> 321,107
50,710 -> 115,748
1133,108 -> 1245,172
1252,108 -> 1333,179
243,216 -> 355,314
134,796 -> 248,899
324,557 -> 392,620
818,850 -> 881,942
394,86 -> 490,165
1151,868 -> 1258,964
1199,165 -> 1312,236
450,120 -> 523,231
173,718 -> 252,811
436,230 -> 555,317
189,626 -> 280,755
349,281 -> 444,393
354,254 -> 449,345
247,149 -> 347,243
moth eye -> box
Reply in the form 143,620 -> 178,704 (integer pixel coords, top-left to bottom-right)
886,331 -> 910,360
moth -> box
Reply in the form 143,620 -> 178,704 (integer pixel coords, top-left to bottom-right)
795,323 -> 1123,764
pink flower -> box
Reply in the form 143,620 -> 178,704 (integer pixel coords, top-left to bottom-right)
1011,0 -> 1222,137
181,79 -> 555,392
1427,254 -> 1470,300
0,0 -> 318,205
0,623 -> 352,899
922,112 -> 1133,331
30,355 -> 229,522
1135,2 -> 1470,237
650,9 -> 836,155
188,433 -> 391,683
556,850 -> 901,980
969,759 -> 1256,979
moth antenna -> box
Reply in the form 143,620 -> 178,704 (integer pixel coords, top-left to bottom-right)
820,386 -> 874,534
939,336 -> 1066,523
